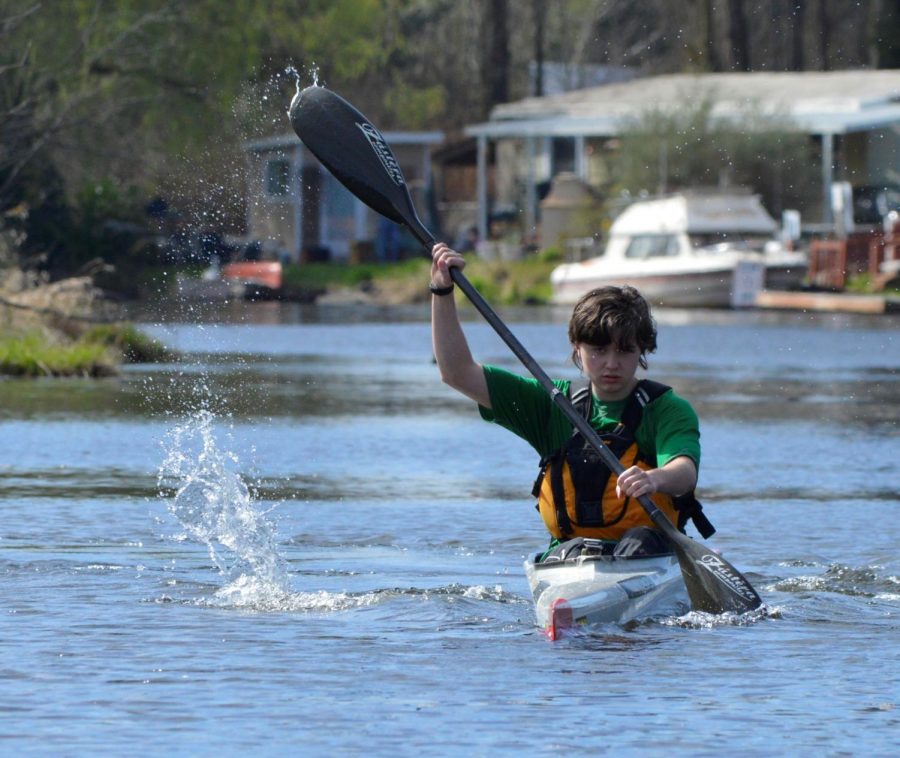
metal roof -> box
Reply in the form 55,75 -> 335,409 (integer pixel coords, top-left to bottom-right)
466,70 -> 900,138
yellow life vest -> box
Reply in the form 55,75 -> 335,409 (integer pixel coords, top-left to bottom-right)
533,380 -> 682,541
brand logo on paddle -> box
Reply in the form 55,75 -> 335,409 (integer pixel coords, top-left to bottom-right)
698,553 -> 759,603
356,122 -> 405,187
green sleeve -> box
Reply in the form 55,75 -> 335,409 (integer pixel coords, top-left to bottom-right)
477,365 -> 572,457
639,391 -> 701,471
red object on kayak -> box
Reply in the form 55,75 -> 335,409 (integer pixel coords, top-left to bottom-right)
548,598 -> 574,640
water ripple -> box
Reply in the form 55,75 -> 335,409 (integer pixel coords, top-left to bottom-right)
771,563 -> 900,599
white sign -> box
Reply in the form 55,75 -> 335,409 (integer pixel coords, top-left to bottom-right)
731,261 -> 765,308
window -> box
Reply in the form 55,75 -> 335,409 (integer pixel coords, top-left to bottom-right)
624,235 -> 680,259
689,233 -> 764,252
552,138 -> 576,174
265,158 -> 291,197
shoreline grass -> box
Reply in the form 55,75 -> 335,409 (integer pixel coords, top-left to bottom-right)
0,324 -> 172,378
0,332 -> 116,377
281,253 -> 560,305
281,258 -> 430,298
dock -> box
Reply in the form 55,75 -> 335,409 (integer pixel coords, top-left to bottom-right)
755,290 -> 900,314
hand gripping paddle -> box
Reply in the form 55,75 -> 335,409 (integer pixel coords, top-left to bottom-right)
288,85 -> 762,615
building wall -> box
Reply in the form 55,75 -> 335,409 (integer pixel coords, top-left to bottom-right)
246,147 -> 298,259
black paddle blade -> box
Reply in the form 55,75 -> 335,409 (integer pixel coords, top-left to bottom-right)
671,535 -> 762,614
642,496 -> 762,614
288,85 -> 434,247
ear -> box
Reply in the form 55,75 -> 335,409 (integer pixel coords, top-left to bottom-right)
571,343 -> 582,370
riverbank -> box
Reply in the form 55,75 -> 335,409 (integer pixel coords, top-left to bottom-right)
277,246 -> 900,310
280,254 -> 559,306
278,255 -> 900,313
0,270 -> 171,377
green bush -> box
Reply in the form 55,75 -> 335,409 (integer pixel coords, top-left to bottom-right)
461,257 -> 557,305
0,333 -> 116,377
537,247 -> 563,264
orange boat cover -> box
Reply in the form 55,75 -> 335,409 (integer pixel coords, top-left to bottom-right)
221,261 -> 283,290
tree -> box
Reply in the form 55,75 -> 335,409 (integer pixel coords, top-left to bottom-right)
482,0 -> 510,110
2,0 -> 897,279
531,0 -> 547,96
727,0 -> 751,71
0,0 -> 270,274
608,94 -> 821,217
789,0 -> 805,71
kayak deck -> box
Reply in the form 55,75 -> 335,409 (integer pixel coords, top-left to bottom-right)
524,552 -> 688,638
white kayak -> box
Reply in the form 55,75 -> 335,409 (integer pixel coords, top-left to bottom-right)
524,551 -> 689,638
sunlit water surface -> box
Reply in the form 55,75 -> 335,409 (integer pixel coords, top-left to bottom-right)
1,301 -> 897,756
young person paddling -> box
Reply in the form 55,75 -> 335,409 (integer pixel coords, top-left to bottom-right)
430,242 -> 714,560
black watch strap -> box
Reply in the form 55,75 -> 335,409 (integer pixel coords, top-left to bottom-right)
429,281 -> 454,296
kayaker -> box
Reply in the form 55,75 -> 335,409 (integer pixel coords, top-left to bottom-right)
429,242 -> 713,560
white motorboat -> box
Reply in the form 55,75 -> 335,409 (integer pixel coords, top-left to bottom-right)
550,191 -> 807,307
524,552 -> 688,638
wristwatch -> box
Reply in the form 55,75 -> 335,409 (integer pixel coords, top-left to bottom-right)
428,281 -> 454,296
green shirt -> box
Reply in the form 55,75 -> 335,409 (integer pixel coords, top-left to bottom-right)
478,365 -> 701,469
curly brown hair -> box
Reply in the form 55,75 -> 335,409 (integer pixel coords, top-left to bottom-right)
568,286 -> 658,369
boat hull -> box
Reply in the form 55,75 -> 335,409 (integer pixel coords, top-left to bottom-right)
551,263 -> 806,308
524,553 -> 688,637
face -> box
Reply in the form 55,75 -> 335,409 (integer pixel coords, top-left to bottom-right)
574,341 -> 641,401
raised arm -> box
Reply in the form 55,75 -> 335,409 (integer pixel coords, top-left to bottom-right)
430,243 -> 491,408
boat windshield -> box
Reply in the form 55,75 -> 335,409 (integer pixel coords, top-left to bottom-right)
689,232 -> 769,252
623,234 -> 680,259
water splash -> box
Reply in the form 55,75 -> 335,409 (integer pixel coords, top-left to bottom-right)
159,409 -> 290,599
157,409 -> 393,614
285,63 -> 321,117
661,604 -> 776,629
285,63 -> 319,89
284,64 -> 301,101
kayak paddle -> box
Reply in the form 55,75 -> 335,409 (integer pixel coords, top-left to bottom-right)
288,84 -> 762,615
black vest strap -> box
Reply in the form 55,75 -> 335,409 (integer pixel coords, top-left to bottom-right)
672,491 -> 716,538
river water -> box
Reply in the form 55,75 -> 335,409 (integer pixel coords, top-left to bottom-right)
1,300 -> 898,756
